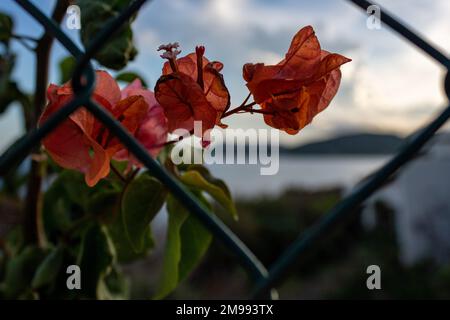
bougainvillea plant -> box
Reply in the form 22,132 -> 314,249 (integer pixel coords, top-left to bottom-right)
0,0 -> 349,300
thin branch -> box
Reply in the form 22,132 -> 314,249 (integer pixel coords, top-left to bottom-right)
220,92 -> 254,119
127,168 -> 140,182
240,92 -> 252,107
11,34 -> 39,51
222,101 -> 257,118
246,108 -> 275,115
111,164 -> 126,183
154,129 -> 195,148
24,0 -> 70,246
11,34 -> 39,42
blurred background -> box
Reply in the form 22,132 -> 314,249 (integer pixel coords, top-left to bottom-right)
2,0 -> 450,299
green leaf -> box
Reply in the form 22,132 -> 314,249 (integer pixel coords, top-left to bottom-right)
0,81 -> 23,114
45,170 -> 93,211
2,246 -> 46,298
0,12 -> 13,44
184,165 -> 232,198
180,165 -> 238,220
87,190 -> 120,223
0,53 -> 28,115
115,71 -> 148,87
97,267 -> 129,300
158,144 -> 176,170
43,170 -> 120,239
77,0 -> 138,70
121,174 -> 166,252
154,193 -> 212,299
31,246 -> 64,289
108,186 -> 155,263
78,224 -> 116,299
3,225 -> 24,257
154,195 -> 187,299
109,220 -> 154,263
58,56 -> 76,83
110,159 -> 129,175
178,208 -> 212,281
42,171 -> 88,239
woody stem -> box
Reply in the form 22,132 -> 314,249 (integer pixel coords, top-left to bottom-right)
24,0 -> 69,247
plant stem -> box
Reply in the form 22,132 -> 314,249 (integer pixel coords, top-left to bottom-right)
220,92 -> 254,119
221,101 -> 257,118
246,108 -> 274,115
12,34 -> 39,51
163,130 -> 193,146
11,34 -> 39,42
13,37 -> 36,51
127,168 -> 140,183
240,91 -> 252,108
24,0 -> 69,247
111,164 -> 126,183
154,129 -> 195,148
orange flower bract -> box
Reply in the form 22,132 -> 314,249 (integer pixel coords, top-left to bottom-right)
155,44 -> 230,134
40,71 -> 168,186
243,26 -> 351,134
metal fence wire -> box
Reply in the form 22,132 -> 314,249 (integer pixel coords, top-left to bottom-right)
1,0 -> 449,299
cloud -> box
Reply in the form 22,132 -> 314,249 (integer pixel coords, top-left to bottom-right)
2,0 -> 447,151
129,0 -> 450,146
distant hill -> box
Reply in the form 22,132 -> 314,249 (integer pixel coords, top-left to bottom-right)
281,133 -> 404,155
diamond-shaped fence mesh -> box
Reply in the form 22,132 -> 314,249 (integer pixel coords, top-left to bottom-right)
1,0 -> 449,299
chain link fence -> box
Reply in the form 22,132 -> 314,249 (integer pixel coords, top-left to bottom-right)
0,0 -> 449,299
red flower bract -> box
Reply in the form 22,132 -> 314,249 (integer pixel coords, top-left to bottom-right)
243,26 -> 351,134
114,79 -> 168,165
39,71 -> 168,186
155,44 -> 230,134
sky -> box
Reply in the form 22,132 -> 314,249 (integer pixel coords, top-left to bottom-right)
1,0 -> 449,151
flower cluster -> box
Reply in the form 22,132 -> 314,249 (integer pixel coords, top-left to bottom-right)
40,71 -> 168,186
155,43 -> 230,134
40,26 -> 350,186
243,26 -> 351,134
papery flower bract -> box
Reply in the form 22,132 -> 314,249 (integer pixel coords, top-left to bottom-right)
243,26 -> 351,134
40,71 -> 167,186
155,45 -> 230,134
114,79 -> 168,164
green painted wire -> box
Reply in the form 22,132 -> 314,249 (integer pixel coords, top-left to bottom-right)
251,0 -> 450,298
349,0 -> 450,69
3,0 -> 274,296
5,0 -> 449,300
